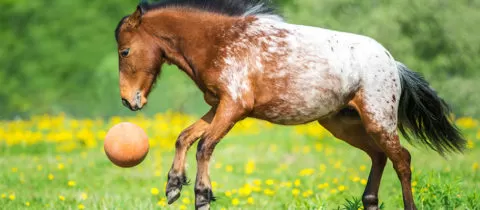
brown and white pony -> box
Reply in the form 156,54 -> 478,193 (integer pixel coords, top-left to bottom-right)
114,1 -> 466,209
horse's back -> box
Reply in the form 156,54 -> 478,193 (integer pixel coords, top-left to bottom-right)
246,17 -> 399,125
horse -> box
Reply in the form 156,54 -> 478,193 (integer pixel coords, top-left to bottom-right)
114,0 -> 466,209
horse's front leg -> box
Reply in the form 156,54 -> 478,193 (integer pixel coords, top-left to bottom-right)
166,109 -> 215,204
194,99 -> 251,210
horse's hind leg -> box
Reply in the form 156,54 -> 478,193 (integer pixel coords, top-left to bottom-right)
349,88 -> 416,210
319,113 -> 387,210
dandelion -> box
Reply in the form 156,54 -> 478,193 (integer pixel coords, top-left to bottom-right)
317,182 -> 329,189
211,181 -> 218,189
81,193 -> 88,200
179,205 -> 187,210
68,180 -> 76,187
473,162 -> 478,170
253,179 -> 262,186
11,167 -> 18,173
58,195 -> 65,201
78,204 -> 85,209
302,189 -> 313,197
9,194 -> 15,200
352,176 -> 360,182
292,188 -> 300,196
225,191 -> 232,197
330,189 -> 338,194
57,163 -> 64,170
299,168 -> 315,176
1,193 -> 6,198
245,160 -> 255,175
247,197 -> 254,204
360,179 -> 367,185
25,202 -> 30,206
151,187 -> 159,195
338,185 -> 346,192
412,181 -> 417,187
182,197 -> 190,204
263,189 -> 275,196
37,165 -> 43,171
232,198 -> 240,206
265,179 -> 274,185
294,179 -> 301,187
359,165 -> 367,171
157,200 -> 167,207
226,165 -> 233,172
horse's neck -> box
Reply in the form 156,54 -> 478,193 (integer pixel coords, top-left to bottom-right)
145,9 -> 242,91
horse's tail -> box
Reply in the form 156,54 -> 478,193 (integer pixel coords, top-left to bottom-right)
396,61 -> 466,156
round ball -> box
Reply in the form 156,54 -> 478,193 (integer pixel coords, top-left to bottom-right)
104,122 -> 149,168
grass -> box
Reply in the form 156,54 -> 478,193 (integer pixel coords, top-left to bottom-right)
0,114 -> 479,210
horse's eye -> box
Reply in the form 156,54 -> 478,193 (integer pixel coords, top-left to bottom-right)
120,48 -> 130,57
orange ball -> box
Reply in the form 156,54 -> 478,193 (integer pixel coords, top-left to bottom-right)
104,122 -> 149,168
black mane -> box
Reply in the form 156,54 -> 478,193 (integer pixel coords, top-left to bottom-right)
144,0 -> 279,17
115,0 -> 281,41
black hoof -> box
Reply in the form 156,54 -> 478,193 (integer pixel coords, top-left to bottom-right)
195,188 -> 216,210
165,173 -> 188,204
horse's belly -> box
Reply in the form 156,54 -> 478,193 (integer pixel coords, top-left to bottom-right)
251,87 -> 350,125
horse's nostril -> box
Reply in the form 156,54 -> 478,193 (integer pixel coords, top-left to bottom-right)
121,98 -> 131,109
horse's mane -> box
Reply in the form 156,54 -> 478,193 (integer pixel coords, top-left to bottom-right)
115,0 -> 281,41
145,0 -> 280,17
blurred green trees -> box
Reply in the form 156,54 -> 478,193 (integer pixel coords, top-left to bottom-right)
1,0 -> 479,119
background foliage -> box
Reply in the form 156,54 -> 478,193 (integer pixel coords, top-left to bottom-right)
1,0 -> 479,119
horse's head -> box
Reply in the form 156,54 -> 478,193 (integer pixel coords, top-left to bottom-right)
114,4 -> 164,111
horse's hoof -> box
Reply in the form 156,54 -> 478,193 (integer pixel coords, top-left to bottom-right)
167,188 -> 181,204
196,204 -> 210,210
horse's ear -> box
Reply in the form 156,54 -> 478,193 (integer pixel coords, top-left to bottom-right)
124,4 -> 147,29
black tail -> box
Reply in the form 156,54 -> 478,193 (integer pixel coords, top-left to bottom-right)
396,61 -> 466,156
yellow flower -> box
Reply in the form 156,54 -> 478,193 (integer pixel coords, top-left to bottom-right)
317,182 -> 329,189
59,195 -> 65,201
245,160 -> 255,175
211,181 -> 218,189
214,163 -> 222,169
11,167 -> 18,173
68,180 -> 76,187
412,181 -> 417,187
78,204 -> 85,209
359,165 -> 367,171
1,193 -> 6,198
25,202 -> 30,206
48,173 -> 54,180
179,205 -> 187,210
473,162 -> 479,170
264,188 -> 275,196
253,179 -> 262,186
265,179 -> 274,185
37,165 -> 43,171
330,189 -> 338,194
182,197 -> 190,204
157,200 -> 166,207
292,188 -> 300,196
352,176 -> 360,182
226,165 -> 233,172
247,197 -> 254,204
81,193 -> 88,200
302,190 -> 313,197
360,179 -> 367,185
294,179 -> 301,187
338,185 -> 346,191
57,163 -> 64,170
151,187 -> 159,195
9,194 -> 15,200
299,168 -> 315,176
232,198 -> 240,206
225,191 -> 232,197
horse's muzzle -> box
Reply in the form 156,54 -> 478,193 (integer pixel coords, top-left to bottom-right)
121,91 -> 144,111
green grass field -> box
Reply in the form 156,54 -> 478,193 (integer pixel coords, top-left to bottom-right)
1,114 -> 479,210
